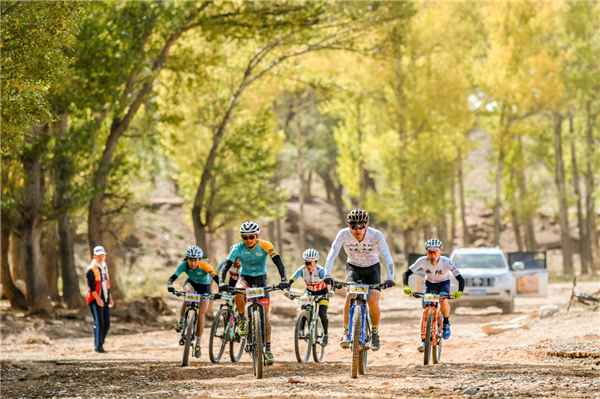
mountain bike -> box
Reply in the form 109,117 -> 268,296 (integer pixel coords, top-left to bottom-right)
172,290 -> 213,367
232,285 -> 280,379
412,292 -> 452,365
287,291 -> 331,363
208,291 -> 246,363
336,281 -> 387,378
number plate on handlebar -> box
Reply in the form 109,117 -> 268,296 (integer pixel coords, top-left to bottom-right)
348,284 -> 369,295
184,293 -> 205,302
423,293 -> 439,303
246,287 -> 266,299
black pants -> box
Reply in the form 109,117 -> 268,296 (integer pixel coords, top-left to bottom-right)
89,302 -> 110,351
318,304 -> 328,335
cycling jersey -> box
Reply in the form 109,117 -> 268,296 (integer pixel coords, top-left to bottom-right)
290,264 -> 327,292
219,259 -> 240,280
408,256 -> 460,283
172,260 -> 217,285
325,227 -> 395,279
227,239 -> 276,277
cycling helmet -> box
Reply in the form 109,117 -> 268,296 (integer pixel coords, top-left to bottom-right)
240,221 -> 260,234
346,208 -> 369,224
425,239 -> 443,251
185,245 -> 204,259
302,248 -> 320,262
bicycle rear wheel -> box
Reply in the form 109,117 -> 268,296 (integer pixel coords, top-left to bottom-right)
351,303 -> 362,378
312,317 -> 325,363
423,312 -> 433,366
181,310 -> 196,367
209,308 -> 228,363
251,307 -> 264,379
230,313 -> 246,363
294,311 -> 311,363
433,314 -> 443,364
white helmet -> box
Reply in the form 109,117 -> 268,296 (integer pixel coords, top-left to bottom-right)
302,248 -> 320,262
425,239 -> 443,251
240,221 -> 260,235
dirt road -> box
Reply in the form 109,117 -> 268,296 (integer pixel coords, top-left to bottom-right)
2,283 -> 599,398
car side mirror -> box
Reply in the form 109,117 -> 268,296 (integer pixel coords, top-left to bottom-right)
512,261 -> 525,271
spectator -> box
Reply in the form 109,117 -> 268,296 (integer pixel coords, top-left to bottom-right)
86,245 -> 113,353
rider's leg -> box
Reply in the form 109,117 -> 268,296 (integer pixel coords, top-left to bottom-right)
264,301 -> 271,345
343,294 -> 352,329
197,300 -> 209,338
440,298 -> 450,319
318,303 -> 329,336
368,289 -> 381,328
235,293 -> 246,316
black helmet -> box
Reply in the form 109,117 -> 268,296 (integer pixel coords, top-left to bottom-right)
346,208 -> 369,224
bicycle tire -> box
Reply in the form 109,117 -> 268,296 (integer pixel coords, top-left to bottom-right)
294,311 -> 311,363
252,307 -> 264,379
424,311 -> 433,365
351,302 -> 362,378
209,308 -> 228,363
230,313 -> 246,363
312,316 -> 325,363
181,310 -> 196,367
358,312 -> 368,375
433,314 -> 443,364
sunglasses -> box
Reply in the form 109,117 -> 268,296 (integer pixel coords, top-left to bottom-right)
304,261 -> 314,266
350,223 -> 366,230
427,250 -> 440,255
241,234 -> 257,241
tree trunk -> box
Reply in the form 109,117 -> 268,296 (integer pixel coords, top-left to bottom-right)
297,125 -> 306,250
569,113 -> 589,274
225,228 -> 234,254
403,228 -> 417,254
511,207 -> 524,252
584,101 -> 598,274
553,113 -> 574,275
321,172 -> 346,225
21,125 -> 52,312
1,224 -> 28,310
53,114 -> 82,308
516,135 -> 537,251
449,169 -> 457,249
494,145 -> 504,247
9,232 -> 26,285
304,170 -> 313,202
458,157 -> 470,245
42,222 -> 60,302
276,217 -> 284,257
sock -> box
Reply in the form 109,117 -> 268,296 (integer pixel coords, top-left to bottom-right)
444,317 -> 450,326
265,342 -> 271,351
372,327 -> 379,334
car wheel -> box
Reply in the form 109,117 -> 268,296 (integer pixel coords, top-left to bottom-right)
501,299 -> 515,314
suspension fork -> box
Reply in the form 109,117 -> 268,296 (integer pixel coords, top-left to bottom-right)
360,300 -> 368,345
347,298 -> 356,340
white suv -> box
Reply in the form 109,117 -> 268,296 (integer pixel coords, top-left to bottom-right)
450,247 -> 517,314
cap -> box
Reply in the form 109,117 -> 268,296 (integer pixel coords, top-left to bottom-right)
93,245 -> 106,256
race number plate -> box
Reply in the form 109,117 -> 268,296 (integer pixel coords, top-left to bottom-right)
246,287 -> 266,299
423,293 -> 439,303
184,293 -> 204,302
348,284 -> 369,295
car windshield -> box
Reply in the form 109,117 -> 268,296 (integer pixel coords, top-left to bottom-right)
453,254 -> 507,269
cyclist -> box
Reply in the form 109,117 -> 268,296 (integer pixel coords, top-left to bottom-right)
219,221 -> 289,365
288,248 -> 330,346
402,238 -> 465,352
167,245 -> 219,358
324,208 -> 395,351
219,251 -> 241,289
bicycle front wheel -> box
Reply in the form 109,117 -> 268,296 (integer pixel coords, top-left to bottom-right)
424,312 -> 433,366
351,303 -> 363,378
294,311 -> 311,363
209,308 -> 228,363
251,307 -> 264,379
230,313 -> 246,363
181,310 -> 196,367
312,316 -> 325,363
433,314 -> 443,364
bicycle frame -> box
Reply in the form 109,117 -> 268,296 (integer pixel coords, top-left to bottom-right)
345,284 -> 375,348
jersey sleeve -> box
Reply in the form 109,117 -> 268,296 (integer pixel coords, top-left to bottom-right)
290,266 -> 304,281
325,229 -> 345,276
376,230 -> 395,279
174,261 -> 187,278
227,244 -> 241,262
198,261 -> 217,276
317,266 -> 326,279
409,257 -> 427,276
258,240 -> 276,257
445,257 -> 461,277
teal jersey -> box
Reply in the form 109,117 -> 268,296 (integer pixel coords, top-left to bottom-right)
227,239 -> 276,277
173,260 -> 217,285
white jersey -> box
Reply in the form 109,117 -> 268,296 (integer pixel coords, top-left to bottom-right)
409,256 -> 459,283
325,227 -> 395,279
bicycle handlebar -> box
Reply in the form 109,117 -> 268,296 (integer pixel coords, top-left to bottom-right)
332,280 -> 389,290
412,292 -> 452,299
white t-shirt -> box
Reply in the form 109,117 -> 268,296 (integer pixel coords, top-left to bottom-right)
325,227 -> 395,279
409,256 -> 459,283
